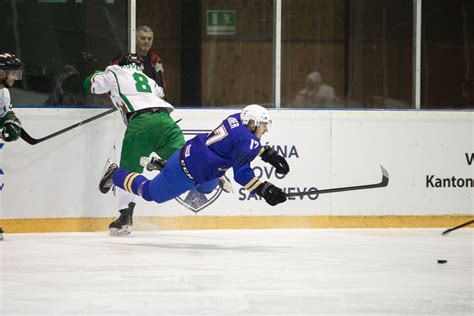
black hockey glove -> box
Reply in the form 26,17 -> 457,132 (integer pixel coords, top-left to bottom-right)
255,181 -> 287,206
261,146 -> 290,175
1,113 -> 22,142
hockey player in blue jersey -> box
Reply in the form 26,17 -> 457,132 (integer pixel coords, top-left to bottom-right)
99,104 -> 290,235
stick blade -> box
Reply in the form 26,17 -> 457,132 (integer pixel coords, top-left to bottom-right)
441,219 -> 474,236
441,229 -> 451,236
20,129 -> 39,145
380,165 -> 389,186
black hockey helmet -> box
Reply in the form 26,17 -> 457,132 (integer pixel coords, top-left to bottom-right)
118,53 -> 144,69
0,52 -> 22,85
0,53 -> 22,70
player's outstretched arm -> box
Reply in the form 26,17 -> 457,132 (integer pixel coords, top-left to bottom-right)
83,70 -> 109,95
260,146 -> 289,175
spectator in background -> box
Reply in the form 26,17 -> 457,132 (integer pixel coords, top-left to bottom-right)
293,71 -> 337,107
112,25 -> 166,92
136,25 -> 165,89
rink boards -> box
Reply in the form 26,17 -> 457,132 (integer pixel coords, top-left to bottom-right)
1,108 -> 473,232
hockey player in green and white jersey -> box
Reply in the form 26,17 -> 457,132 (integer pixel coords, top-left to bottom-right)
0,52 -> 23,241
84,53 -> 185,236
0,53 -> 23,143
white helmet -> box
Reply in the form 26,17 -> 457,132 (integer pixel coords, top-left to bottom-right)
241,104 -> 271,127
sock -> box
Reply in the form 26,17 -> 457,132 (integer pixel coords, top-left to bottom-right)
112,169 -> 153,201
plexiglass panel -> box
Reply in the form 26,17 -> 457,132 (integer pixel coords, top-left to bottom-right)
282,0 -> 413,109
137,0 -> 274,107
3,0 -> 472,109
0,0 -> 127,106
422,0 -> 474,109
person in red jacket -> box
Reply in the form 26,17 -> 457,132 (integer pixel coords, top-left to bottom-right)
112,25 -> 166,92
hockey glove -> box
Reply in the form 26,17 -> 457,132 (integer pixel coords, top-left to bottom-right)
255,181 -> 287,206
261,146 -> 290,175
1,113 -> 22,142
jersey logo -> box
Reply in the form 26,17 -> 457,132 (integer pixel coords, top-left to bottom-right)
185,144 -> 191,157
250,139 -> 260,150
227,117 -> 240,129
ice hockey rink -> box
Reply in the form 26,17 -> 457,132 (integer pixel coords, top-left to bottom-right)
1,228 -> 472,315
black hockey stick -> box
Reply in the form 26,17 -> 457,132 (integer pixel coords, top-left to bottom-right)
441,219 -> 474,235
286,165 -> 389,197
20,108 -> 116,145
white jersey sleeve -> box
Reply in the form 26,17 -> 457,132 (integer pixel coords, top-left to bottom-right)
88,70 -> 115,94
0,88 -> 13,119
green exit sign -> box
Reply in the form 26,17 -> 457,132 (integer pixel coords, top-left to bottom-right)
207,10 -> 236,35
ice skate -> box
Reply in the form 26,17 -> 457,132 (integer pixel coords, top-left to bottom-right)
140,156 -> 166,171
219,174 -> 234,193
109,202 -> 135,236
99,159 -> 118,194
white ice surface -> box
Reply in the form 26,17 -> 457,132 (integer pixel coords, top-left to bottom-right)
0,229 -> 473,315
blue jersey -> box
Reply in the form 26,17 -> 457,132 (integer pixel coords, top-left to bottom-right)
182,113 -> 265,193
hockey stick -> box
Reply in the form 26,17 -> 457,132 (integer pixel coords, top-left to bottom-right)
441,219 -> 474,235
286,165 -> 389,197
20,108 -> 116,145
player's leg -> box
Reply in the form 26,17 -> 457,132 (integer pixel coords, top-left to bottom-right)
108,200 -> 135,236
136,111 -> 181,172
146,150 -> 196,203
108,196 -> 136,236
140,156 -> 234,193
101,150 -> 196,203
195,179 -> 219,194
120,117 -> 158,172
148,111 -> 185,160
109,119 -> 156,235
98,161 -> 135,236
0,227 -> 4,241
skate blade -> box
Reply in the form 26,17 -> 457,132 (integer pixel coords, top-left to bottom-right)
109,225 -> 132,236
99,158 -> 117,194
100,158 -> 111,177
